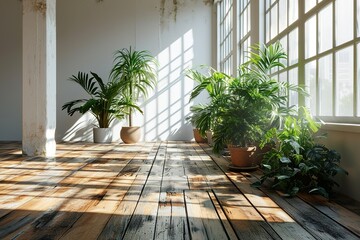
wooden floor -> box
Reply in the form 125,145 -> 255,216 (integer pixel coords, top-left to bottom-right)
0,141 -> 359,240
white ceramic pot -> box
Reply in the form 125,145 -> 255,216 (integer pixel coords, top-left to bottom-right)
93,128 -> 113,143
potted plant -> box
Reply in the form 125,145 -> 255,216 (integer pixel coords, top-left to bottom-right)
62,72 -> 139,143
212,42 -> 304,169
187,67 -> 231,144
254,108 -> 348,198
110,47 -> 157,143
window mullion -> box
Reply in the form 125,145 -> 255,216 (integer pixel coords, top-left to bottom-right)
332,0 -> 336,117
354,0 -> 358,116
298,0 -> 306,108
232,0 -> 238,76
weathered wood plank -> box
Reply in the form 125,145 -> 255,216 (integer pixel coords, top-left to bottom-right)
1,144 -> 132,239
155,142 -> 190,240
97,142 -> 161,240
213,188 -> 279,240
199,144 -> 315,240
185,190 -> 228,240
59,144 -> 154,240
155,191 -> 189,240
298,193 -> 360,238
261,188 -> 359,240
121,143 -> 166,239
208,190 -> 238,240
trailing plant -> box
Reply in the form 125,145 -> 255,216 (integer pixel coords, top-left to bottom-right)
110,47 -> 158,127
62,71 -> 140,128
254,108 -> 348,198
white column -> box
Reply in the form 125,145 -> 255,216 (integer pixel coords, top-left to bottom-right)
22,0 -> 56,157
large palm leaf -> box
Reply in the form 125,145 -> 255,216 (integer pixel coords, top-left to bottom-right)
62,71 -> 135,128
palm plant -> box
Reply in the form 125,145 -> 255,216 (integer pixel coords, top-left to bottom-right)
62,71 -> 139,128
187,67 -> 231,137
212,42 -> 307,153
110,47 -> 157,126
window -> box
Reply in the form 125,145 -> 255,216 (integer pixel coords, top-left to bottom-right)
216,0 -> 360,123
238,0 -> 251,65
218,0 -> 234,75
263,0 -> 360,122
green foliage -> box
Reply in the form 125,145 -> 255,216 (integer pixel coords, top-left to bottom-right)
256,108 -> 348,197
186,67 -> 232,136
62,72 -> 140,128
212,42 -> 305,153
110,47 -> 158,126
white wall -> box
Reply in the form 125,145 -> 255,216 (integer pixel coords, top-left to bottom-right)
319,126 -> 360,202
57,0 -> 213,142
0,0 -> 22,141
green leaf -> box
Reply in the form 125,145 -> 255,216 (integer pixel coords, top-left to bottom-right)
276,175 -> 290,180
289,140 -> 301,154
280,157 -> 291,164
262,164 -> 272,170
309,187 -> 329,198
290,187 -> 299,196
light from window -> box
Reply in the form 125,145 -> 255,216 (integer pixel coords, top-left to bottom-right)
305,16 -> 317,59
305,60 -> 317,114
318,4 -> 333,54
319,54 -> 333,116
336,46 -> 354,116
335,0 -> 353,46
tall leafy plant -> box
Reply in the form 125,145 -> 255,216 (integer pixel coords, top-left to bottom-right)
62,72 -> 139,128
110,47 -> 158,126
212,42 -> 305,153
187,67 -> 231,136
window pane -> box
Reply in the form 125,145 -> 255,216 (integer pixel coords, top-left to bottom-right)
279,71 -> 288,101
305,16 -> 317,59
336,0 -> 353,46
289,68 -> 298,107
318,3 -> 333,53
358,44 -> 360,116
358,0 -> 360,37
336,46 -> 354,116
266,12 -> 270,43
280,36 -> 288,67
271,4 -> 278,39
279,0 -> 287,33
289,0 -> 298,25
319,54 -> 333,116
305,0 -> 316,13
288,28 -> 298,66
305,61 -> 317,114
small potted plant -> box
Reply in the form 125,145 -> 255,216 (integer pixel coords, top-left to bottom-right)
110,47 -> 158,143
62,72 -> 139,143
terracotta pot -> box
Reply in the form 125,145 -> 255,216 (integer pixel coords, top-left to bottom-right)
93,128 -> 112,143
228,145 -> 256,167
206,130 -> 213,146
120,126 -> 141,144
193,129 -> 207,143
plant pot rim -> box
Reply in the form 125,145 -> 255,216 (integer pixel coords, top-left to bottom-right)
227,144 -> 256,149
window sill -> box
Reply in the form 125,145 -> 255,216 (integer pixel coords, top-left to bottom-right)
320,122 -> 360,134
